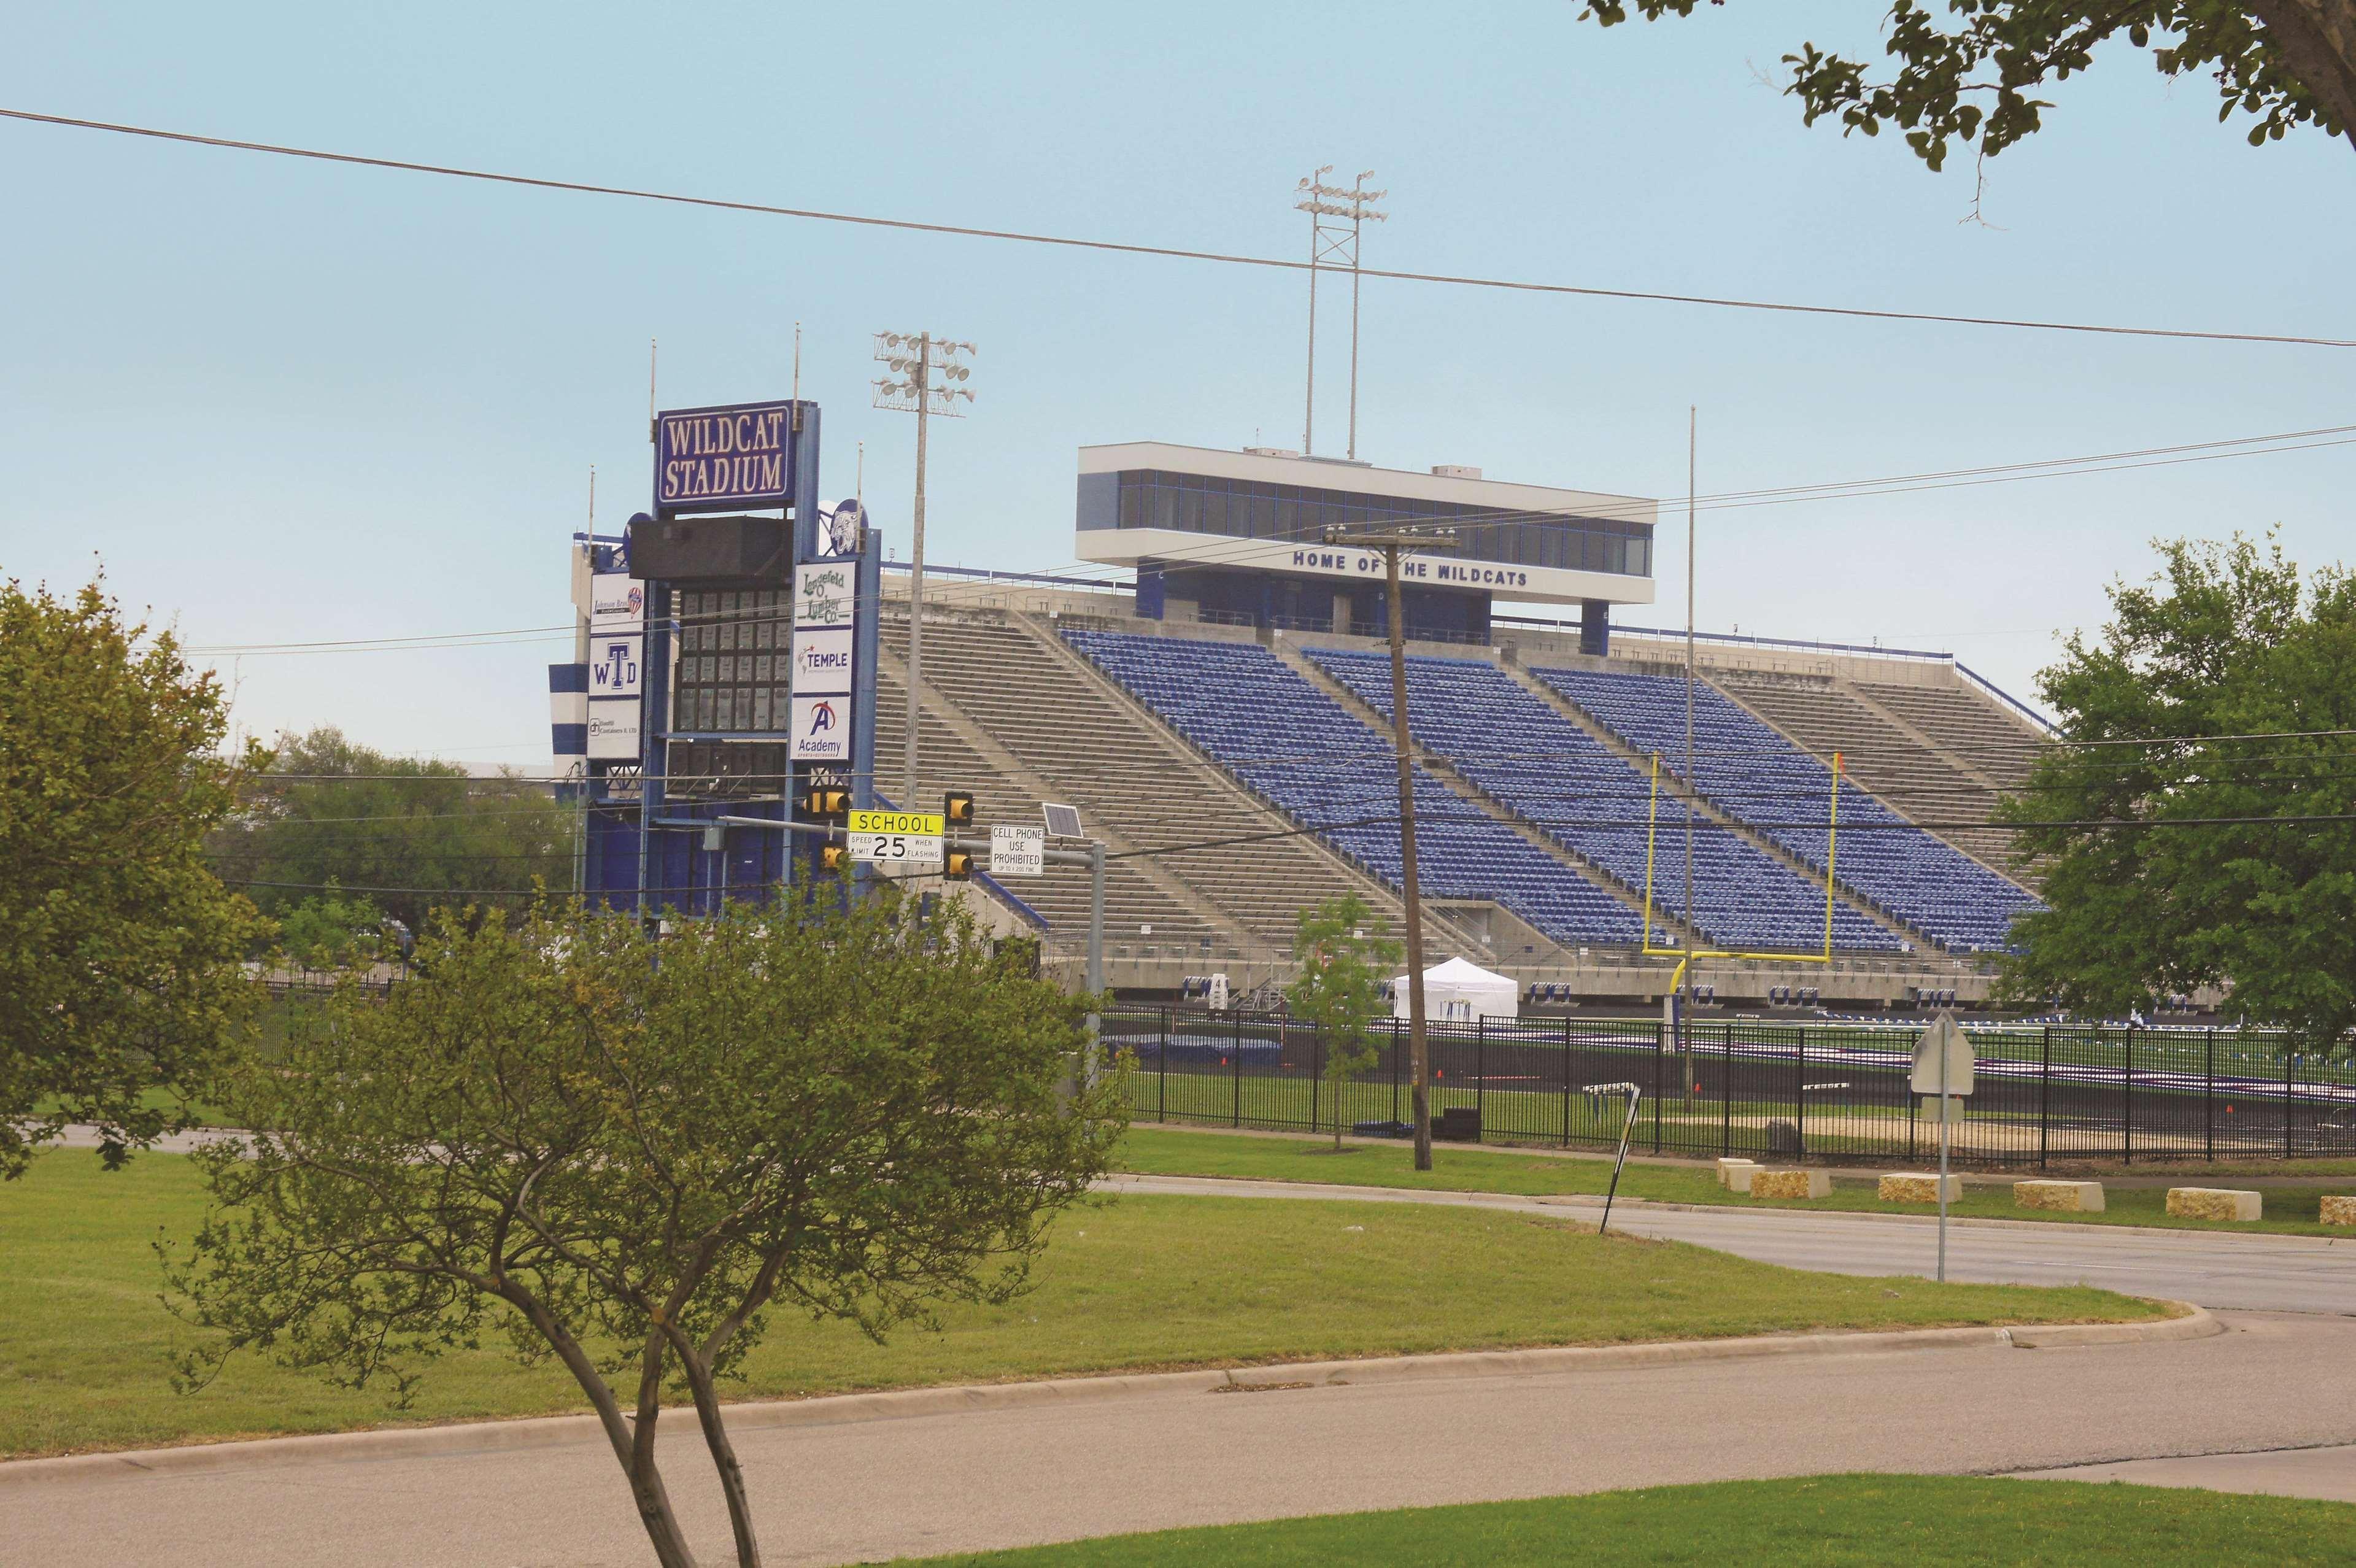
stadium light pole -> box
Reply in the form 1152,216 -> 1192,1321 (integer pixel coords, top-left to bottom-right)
1295,168 -> 1386,458
1325,519 -> 1456,1172
874,332 -> 976,806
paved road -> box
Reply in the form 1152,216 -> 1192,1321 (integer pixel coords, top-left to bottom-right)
8,1311 -> 2352,1567
2015,1442 -> 2356,1502
1107,1175 -> 2356,1313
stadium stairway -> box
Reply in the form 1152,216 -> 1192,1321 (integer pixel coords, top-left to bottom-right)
873,647 -> 1235,949
1270,641 -> 1704,952
878,610 -> 1478,960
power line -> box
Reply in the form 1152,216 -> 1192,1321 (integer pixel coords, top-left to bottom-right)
170,415 -> 2355,661
6,106 -> 2352,350
214,799 -> 2356,903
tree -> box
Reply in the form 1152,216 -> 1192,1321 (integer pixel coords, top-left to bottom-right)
209,727 -> 576,929
1579,4 -> 2355,167
1996,535 -> 2356,1050
1287,894 -> 1404,1150
0,576 -> 268,1178
165,890 -> 1125,1568
272,885 -> 385,973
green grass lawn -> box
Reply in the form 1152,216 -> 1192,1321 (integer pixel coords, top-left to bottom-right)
899,1475 -> 2356,1566
1114,1126 -> 2356,1237
1,1150 -> 2160,1459
27,1084 -> 232,1129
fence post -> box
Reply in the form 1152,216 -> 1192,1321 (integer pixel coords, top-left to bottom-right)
1391,1019 -> 1402,1126
1475,1017 -> 1487,1136
1159,1006 -> 1170,1124
1560,1014 -> 1574,1148
2204,1027 -> 2214,1161
2287,1048 -> 2296,1159
2122,1024 -> 2133,1167
1719,1023 -> 1731,1156
1794,1024 -> 1806,1157
1231,1011 -> 1242,1128
2038,1025 -> 2050,1170
1309,1022 -> 1321,1138
1650,1018 -> 1664,1153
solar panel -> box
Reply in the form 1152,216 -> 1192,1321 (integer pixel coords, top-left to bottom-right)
1042,802 -> 1084,840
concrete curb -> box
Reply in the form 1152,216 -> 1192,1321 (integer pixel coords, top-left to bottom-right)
0,1305 -> 2215,1488
1105,1174 -> 2356,1247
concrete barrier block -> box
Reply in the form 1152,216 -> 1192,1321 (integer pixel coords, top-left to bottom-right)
1716,1158 -> 1758,1192
1878,1172 -> 1963,1203
2166,1187 -> 2261,1222
2319,1195 -> 2356,1227
2014,1180 -> 2105,1213
1749,1168 -> 1831,1200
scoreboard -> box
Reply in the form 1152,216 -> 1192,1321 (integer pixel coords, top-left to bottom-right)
673,587 -> 792,735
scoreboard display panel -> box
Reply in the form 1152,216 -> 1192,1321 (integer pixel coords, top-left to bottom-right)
674,587 -> 790,735
665,740 -> 789,800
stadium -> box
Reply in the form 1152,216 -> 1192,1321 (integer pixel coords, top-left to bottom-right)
558,435 -> 2053,1016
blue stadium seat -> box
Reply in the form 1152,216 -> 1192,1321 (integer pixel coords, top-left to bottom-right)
1060,630 -> 1645,948
1529,665 -> 2040,954
1305,647 -> 1902,954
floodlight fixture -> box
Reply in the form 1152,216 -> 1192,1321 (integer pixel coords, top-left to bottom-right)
873,329 -> 981,814
1293,164 -> 1389,460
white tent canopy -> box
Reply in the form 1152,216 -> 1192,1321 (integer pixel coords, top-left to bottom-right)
1391,956 -> 1519,1022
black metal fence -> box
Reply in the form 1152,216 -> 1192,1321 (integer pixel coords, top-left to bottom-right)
1102,1008 -> 2356,1167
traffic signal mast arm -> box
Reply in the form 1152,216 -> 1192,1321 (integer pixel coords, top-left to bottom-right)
692,814 -> 1102,868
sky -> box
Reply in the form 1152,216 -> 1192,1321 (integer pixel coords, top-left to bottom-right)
4,1 -> 2352,765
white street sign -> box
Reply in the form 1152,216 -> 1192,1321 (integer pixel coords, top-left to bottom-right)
849,832 -> 944,867
1909,1011 -> 1975,1097
989,825 -> 1046,877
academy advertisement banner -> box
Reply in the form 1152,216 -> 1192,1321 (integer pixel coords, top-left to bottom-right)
789,693 -> 851,762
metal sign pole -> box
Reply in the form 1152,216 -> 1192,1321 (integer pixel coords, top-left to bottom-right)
1086,840 -> 1105,1085
1938,1029 -> 1950,1283
1598,1086 -> 1643,1237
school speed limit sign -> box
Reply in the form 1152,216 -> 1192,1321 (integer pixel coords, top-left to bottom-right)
847,830 -> 944,865
844,809 -> 944,867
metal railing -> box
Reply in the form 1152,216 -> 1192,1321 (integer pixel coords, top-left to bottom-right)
1102,1009 -> 2356,1167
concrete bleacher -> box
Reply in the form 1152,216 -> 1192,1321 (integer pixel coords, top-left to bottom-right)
872,657 -> 1215,946
1857,679 -> 2042,791
882,613 -> 1440,953
1061,629 -> 1651,951
1531,665 -> 2039,953
1301,647 -> 1902,954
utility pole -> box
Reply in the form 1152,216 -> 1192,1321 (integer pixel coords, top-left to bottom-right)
1325,519 -> 1456,1171
1683,407 -> 1697,1108
1295,168 -> 1386,458
873,331 -> 976,805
